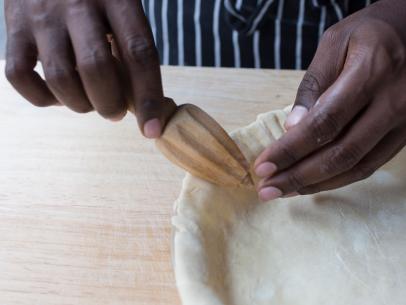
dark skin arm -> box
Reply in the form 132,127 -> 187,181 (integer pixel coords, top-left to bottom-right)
4,0 -> 176,138
255,0 -> 406,201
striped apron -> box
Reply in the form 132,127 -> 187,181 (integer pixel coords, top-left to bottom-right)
142,0 -> 376,69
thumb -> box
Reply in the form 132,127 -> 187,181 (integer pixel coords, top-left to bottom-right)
137,97 -> 177,139
285,70 -> 324,130
285,27 -> 349,130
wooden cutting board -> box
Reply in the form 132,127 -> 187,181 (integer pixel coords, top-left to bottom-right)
0,61 -> 303,305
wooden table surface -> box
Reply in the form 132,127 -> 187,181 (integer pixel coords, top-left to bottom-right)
0,61 -> 303,305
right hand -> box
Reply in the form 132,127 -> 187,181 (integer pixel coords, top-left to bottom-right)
4,0 -> 176,138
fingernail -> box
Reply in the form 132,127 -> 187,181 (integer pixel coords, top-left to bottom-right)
144,118 -> 162,139
258,187 -> 283,202
282,192 -> 299,198
285,106 -> 308,129
255,162 -> 277,178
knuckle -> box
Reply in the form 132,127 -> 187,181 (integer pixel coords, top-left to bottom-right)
45,66 -> 74,86
30,3 -> 55,29
299,71 -> 322,94
124,34 -> 158,65
296,70 -> 324,107
287,172 -> 306,191
77,50 -> 111,75
308,110 -> 340,146
5,59 -> 29,84
321,144 -> 362,175
322,25 -> 341,44
375,42 -> 406,75
349,20 -> 406,75
65,0 -> 93,19
275,141 -> 299,167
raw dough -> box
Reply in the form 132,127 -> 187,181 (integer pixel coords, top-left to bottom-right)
172,108 -> 406,305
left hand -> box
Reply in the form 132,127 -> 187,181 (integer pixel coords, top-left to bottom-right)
254,0 -> 406,201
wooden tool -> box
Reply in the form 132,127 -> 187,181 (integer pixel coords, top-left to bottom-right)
156,104 -> 253,188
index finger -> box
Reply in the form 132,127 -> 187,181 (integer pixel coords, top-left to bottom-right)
104,0 -> 176,136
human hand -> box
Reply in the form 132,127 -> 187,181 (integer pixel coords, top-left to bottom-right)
4,0 -> 176,138
254,0 -> 406,201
